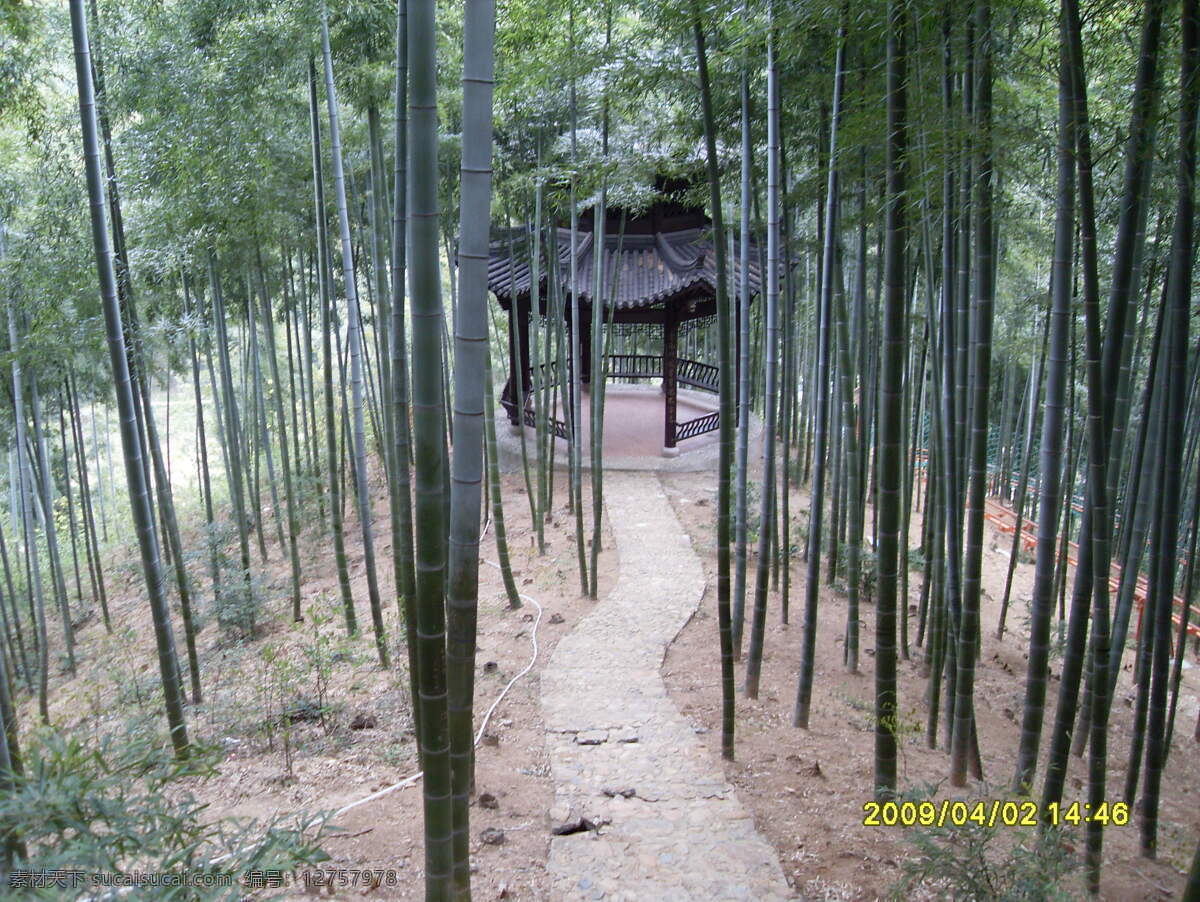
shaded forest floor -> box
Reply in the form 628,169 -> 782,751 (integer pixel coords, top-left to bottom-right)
28,465 -> 614,900
19,453 -> 1200,900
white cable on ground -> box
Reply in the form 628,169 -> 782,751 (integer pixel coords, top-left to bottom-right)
331,568 -> 541,820
476,560 -> 542,744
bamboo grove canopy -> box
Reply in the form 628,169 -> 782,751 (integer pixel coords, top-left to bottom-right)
488,190 -> 765,450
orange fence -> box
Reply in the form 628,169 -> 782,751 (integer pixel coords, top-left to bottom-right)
908,451 -> 1196,650
982,494 -> 1198,650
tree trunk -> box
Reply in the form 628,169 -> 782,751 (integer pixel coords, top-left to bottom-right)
745,10 -> 781,699
793,14 -> 844,730
446,0 -> 496,893
732,20 -> 753,655
321,14 -> 389,667
694,10 -> 736,761
951,0 -> 994,789
408,0 -> 454,890
875,0 -> 906,800
308,59 -> 357,636
256,262 -> 304,622
1140,0 -> 1197,858
67,0 -> 188,754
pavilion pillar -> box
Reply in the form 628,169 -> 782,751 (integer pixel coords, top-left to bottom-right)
580,312 -> 592,385
733,300 -> 742,418
503,297 -> 531,426
564,310 -> 575,427
663,304 -> 678,449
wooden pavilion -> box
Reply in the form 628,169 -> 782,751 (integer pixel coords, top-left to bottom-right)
488,192 -> 763,452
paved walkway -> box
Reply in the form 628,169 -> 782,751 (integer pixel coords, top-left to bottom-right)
540,471 -> 794,901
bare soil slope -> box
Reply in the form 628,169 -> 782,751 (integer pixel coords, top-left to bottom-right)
659,470 -> 1199,901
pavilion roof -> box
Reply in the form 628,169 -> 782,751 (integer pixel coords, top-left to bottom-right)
487,225 -> 765,313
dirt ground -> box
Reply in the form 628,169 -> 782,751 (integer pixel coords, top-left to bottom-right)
659,469 -> 1199,901
24,457 -> 1200,901
31,469 -> 614,901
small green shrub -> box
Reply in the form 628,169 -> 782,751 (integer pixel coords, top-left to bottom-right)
301,605 -> 337,736
112,628 -> 153,713
0,723 -> 327,900
891,814 -> 1078,901
831,543 -> 878,603
255,643 -> 306,776
199,521 -> 272,643
214,576 -> 264,643
908,545 -> 929,571
291,469 -> 328,517
1019,596 -> 1066,663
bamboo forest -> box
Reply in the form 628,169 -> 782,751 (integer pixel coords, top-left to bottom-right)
2,0 -> 1200,898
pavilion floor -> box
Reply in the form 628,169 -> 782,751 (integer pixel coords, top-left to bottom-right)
497,382 -> 757,474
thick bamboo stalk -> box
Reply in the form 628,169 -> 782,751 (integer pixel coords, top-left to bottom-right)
694,10 -> 736,761
408,0 -> 454,889
67,0 -> 188,754
446,0 -> 496,891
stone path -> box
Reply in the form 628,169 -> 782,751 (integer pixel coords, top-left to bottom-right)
540,471 -> 794,901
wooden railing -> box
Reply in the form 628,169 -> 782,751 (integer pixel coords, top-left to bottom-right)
523,406 -> 568,440
531,360 -> 559,393
607,353 -> 663,381
676,359 -> 719,392
674,411 -> 720,442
